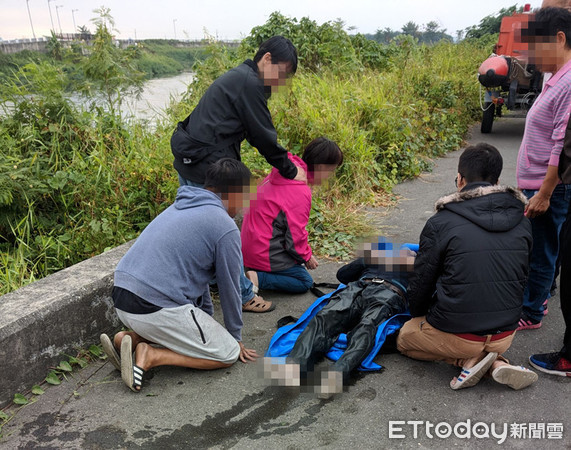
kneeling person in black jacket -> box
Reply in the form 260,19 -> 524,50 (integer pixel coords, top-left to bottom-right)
397,143 -> 538,391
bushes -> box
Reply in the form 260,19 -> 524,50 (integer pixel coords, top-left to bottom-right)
0,13 -> 492,294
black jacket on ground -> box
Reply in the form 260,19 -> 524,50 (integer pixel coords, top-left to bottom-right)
408,182 -> 532,335
171,59 -> 297,184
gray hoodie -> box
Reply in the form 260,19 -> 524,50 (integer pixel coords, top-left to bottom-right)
114,186 -> 243,341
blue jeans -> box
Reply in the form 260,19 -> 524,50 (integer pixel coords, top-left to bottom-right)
178,175 -> 254,305
522,184 -> 571,322
256,264 -> 314,294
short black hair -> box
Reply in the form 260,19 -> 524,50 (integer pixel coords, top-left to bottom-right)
458,143 -> 503,184
521,7 -> 571,49
253,36 -> 298,74
301,137 -> 344,171
204,158 -> 252,192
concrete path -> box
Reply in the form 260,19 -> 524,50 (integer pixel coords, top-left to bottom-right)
1,118 -> 569,449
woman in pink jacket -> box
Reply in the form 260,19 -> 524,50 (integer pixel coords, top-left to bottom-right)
241,138 -> 343,306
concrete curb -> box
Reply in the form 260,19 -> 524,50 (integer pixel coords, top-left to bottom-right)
0,242 -> 133,407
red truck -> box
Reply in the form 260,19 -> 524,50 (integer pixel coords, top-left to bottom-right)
478,4 -> 543,133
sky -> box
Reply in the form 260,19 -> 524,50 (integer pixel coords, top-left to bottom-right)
1,0 -> 543,42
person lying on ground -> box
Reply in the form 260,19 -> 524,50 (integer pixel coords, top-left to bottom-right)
241,137 -> 343,301
100,159 -> 258,393
397,143 -> 538,391
262,238 -> 415,399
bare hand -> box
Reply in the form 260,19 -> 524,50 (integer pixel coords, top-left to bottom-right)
293,166 -> 307,183
525,192 -> 550,218
306,255 -> 319,270
238,342 -> 259,363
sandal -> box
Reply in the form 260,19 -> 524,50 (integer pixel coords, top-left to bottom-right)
100,333 -> 121,371
450,352 -> 498,390
120,335 -> 144,392
242,295 -> 275,313
492,365 -> 538,390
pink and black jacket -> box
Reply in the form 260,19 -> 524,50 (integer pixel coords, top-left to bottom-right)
241,154 -> 312,272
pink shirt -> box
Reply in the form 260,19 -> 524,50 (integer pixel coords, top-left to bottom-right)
516,58 -> 571,189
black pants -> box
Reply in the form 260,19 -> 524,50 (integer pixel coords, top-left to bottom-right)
288,280 -> 406,380
560,196 -> 571,359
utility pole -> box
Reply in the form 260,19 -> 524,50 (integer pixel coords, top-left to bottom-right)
55,4 -> 63,36
71,9 -> 78,33
173,19 -> 177,40
26,0 -> 36,39
47,0 -> 55,31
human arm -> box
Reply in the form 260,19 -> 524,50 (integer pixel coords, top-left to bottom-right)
524,165 -> 560,218
237,74 -> 298,180
214,229 -> 244,341
526,83 -> 571,217
238,342 -> 259,363
336,258 -> 367,284
279,189 -> 313,264
306,255 -> 319,270
407,220 -> 444,317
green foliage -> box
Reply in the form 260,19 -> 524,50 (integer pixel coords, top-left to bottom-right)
134,40 -> 204,78
465,5 -> 523,39
82,8 -> 145,113
31,385 -> 45,395
1,11 -> 490,294
12,394 -> 28,405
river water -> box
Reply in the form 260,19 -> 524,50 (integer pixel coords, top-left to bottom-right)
121,72 -> 194,123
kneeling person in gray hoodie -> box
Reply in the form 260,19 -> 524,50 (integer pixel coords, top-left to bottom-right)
100,158 -> 258,392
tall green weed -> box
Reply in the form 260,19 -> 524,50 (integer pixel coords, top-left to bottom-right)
1,13 -> 491,294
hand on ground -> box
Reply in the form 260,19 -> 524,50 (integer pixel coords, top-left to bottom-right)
239,342 -> 259,363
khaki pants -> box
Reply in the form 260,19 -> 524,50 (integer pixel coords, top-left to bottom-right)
397,317 -> 515,368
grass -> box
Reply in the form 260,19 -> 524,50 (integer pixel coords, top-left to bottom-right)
0,17 -> 492,295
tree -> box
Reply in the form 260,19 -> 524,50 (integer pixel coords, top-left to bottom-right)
401,21 -> 420,39
82,8 -> 143,114
374,27 -> 399,44
464,5 -> 523,39
46,31 -> 62,60
78,25 -> 92,41
420,21 -> 453,44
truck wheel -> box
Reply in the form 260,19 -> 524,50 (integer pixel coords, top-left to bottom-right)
481,102 -> 494,133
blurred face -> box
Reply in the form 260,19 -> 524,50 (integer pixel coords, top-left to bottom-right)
359,242 -> 416,272
541,0 -> 571,9
220,185 -> 254,217
258,52 -> 292,94
528,33 -> 567,72
311,164 -> 338,186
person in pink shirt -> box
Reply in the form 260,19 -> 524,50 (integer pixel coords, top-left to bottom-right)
516,7 -> 571,329
241,138 -> 343,307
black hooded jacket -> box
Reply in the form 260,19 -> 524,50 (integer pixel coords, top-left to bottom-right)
171,59 -> 297,184
408,182 -> 532,335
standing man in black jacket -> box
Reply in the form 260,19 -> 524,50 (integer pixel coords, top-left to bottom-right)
171,36 -> 305,313
171,35 -> 304,186
397,143 -> 538,391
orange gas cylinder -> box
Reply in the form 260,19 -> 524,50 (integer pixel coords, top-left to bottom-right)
478,56 -> 510,88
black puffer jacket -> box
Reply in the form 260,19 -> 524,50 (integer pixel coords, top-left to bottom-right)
408,182 -> 532,334
171,59 -> 297,185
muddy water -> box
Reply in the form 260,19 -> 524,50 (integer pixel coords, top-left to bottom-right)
121,72 -> 194,122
